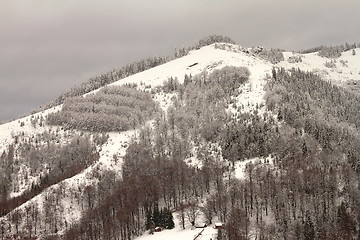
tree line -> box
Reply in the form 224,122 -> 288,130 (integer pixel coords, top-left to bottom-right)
300,43 -> 359,57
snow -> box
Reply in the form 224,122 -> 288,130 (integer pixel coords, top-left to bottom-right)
2,44 -> 358,158
54,127 -> 143,224
84,44 -> 274,106
278,48 -> 360,87
135,226 -> 217,240
233,156 -> 274,180
0,105 -> 62,154
135,212 -> 217,240
227,60 -> 271,115
96,130 -> 134,175
0,105 -> 71,198
153,92 -> 177,112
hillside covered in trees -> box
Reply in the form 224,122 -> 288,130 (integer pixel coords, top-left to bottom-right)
0,36 -> 360,240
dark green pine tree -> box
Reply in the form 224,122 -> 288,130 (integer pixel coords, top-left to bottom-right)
159,208 -> 165,228
145,212 -> 154,230
153,206 -> 161,227
163,208 -> 175,229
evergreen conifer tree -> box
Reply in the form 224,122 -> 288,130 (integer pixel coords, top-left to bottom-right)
163,208 -> 175,229
153,207 -> 161,227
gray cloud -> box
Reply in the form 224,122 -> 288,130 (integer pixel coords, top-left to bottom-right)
1,0 -> 359,122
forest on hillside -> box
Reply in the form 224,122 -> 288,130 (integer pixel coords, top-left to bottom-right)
1,38 -> 360,240
61,67 -> 359,239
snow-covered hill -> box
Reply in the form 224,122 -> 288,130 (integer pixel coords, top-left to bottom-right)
279,47 -> 360,88
1,42 -> 359,239
0,42 -> 273,237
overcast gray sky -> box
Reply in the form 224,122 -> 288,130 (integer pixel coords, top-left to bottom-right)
1,0 -> 359,122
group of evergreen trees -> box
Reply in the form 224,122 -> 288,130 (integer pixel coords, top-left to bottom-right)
146,207 -> 174,230
251,47 -> 285,64
318,46 -> 344,58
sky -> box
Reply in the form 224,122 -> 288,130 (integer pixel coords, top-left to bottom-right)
1,0 -> 359,122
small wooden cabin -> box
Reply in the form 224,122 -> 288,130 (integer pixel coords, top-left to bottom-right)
214,222 -> 225,229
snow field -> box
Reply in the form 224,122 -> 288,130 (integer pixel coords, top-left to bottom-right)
0,105 -> 62,154
135,212 -> 218,240
279,48 -> 360,86
233,156 -> 274,180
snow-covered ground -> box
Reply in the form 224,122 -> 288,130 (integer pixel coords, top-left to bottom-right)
278,48 -> 360,87
153,92 -> 178,112
56,128 -> 138,227
0,105 -> 62,154
233,156 -> 274,180
135,212 -> 218,240
135,225 -> 217,240
227,59 -> 271,115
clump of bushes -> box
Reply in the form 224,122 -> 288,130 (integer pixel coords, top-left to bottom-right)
319,46 -> 342,58
324,60 -> 337,68
251,47 -> 285,64
288,55 -> 302,63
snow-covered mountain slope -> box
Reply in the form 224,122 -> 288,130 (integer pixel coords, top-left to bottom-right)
2,45 -> 359,156
278,48 -> 360,88
0,105 -> 62,155
134,212 -> 217,240
86,43 -> 273,98
0,44 -> 266,152
0,43 -> 275,237
1,42 -> 359,238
